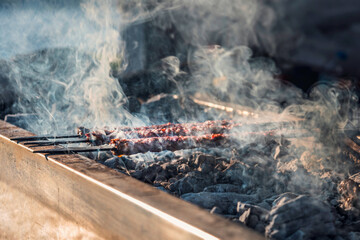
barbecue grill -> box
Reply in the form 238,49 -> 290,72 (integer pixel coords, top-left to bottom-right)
1,1 -> 360,239
2,103 -> 360,239
1,119 -> 266,240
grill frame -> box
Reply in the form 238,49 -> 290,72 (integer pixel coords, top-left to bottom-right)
0,120 -> 263,240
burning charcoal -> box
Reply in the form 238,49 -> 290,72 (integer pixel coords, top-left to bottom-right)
181,192 -> 257,215
239,208 -> 252,225
222,161 -> 247,185
130,170 -> 143,179
194,154 -> 217,174
266,195 -> 336,239
139,164 -> 163,183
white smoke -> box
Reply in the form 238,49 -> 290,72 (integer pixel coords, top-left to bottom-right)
1,0 -> 137,134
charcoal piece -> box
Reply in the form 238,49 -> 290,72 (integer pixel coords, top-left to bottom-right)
273,145 -> 288,160
194,154 -> 216,167
350,172 -> 360,183
197,162 -> 214,174
203,184 -> 243,193
237,202 -> 269,221
170,172 -> 213,195
170,177 -> 193,194
213,162 -> 226,173
254,222 -> 266,234
239,208 -> 251,225
103,156 -> 120,168
256,201 -> 272,211
181,192 -> 257,215
338,179 -> 360,216
286,230 -> 305,240
177,164 -> 190,173
266,195 -> 336,239
160,162 -> 178,179
154,170 -> 167,182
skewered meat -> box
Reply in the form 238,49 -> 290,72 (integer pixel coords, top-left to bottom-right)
77,120 -> 234,137
81,120 -> 239,145
79,120 -> 299,146
110,133 -> 230,155
109,130 -> 278,155
109,120 -> 234,132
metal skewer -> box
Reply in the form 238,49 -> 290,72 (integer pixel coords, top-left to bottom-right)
11,134 -> 81,142
23,139 -> 90,146
32,146 -> 116,154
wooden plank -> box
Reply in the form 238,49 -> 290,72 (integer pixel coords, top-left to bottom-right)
0,120 -> 262,240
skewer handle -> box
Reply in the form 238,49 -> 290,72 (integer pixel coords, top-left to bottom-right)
11,134 -> 81,142
32,146 -> 115,154
23,139 -> 89,146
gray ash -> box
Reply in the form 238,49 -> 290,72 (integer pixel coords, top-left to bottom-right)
95,135 -> 360,239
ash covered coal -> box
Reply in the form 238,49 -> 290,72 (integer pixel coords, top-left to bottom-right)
97,134 -> 360,240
